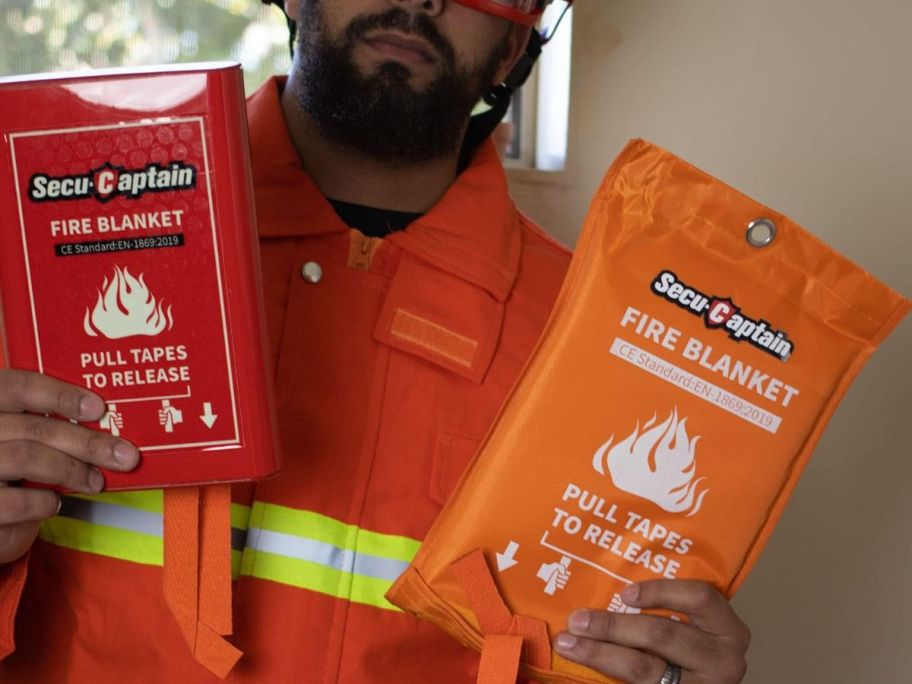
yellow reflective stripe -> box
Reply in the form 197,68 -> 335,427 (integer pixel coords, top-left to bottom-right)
241,551 -> 339,598
41,517 -> 247,580
239,550 -> 399,612
39,515 -> 162,566
39,494 -> 251,580
356,526 -> 421,563
70,489 -> 165,514
231,549 -> 242,579
239,502 -> 422,611
249,502 -> 421,562
248,504 -> 353,549
230,502 -> 251,531
38,496 -> 421,612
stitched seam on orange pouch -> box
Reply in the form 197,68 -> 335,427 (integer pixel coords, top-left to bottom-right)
391,309 -> 478,368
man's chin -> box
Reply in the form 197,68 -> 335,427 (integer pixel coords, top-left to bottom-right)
353,52 -> 436,92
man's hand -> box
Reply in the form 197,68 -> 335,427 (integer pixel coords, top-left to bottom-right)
553,580 -> 750,684
0,369 -> 140,565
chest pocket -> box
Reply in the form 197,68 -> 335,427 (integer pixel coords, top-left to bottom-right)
430,432 -> 480,507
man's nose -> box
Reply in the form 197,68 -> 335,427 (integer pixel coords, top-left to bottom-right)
388,0 -> 444,18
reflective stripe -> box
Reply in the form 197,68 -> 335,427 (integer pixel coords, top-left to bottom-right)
63,490 -> 253,530
60,496 -> 162,536
240,502 -> 421,611
243,502 -> 420,562
71,489 -> 166,514
39,491 -> 249,577
40,515 -> 163,567
37,495 -> 422,612
245,528 -> 409,581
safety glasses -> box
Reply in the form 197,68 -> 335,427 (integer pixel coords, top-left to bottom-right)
451,0 -> 559,26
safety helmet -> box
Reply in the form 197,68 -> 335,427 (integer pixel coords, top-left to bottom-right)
261,1 -> 572,28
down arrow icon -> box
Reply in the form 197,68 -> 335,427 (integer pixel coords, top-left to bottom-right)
496,541 -> 520,572
200,402 -> 218,428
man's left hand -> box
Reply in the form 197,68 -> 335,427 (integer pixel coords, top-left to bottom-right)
553,580 -> 750,684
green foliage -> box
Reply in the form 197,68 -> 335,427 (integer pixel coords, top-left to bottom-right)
0,0 -> 291,93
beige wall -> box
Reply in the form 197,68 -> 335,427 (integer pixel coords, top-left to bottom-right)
509,1 -> 911,681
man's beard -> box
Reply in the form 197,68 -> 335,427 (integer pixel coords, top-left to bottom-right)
293,4 -> 505,165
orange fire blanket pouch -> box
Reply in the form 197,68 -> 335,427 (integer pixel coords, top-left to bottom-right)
386,139 -> 911,684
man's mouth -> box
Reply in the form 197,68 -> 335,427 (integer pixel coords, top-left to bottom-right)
361,32 -> 437,65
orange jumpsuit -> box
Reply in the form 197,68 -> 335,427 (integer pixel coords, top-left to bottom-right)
0,77 -> 570,683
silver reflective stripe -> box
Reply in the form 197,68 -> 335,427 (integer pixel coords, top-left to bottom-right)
56,495 -> 247,551
59,496 -> 162,536
246,527 -> 409,582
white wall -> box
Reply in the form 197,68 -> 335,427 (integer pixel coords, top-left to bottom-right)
509,2 -> 912,681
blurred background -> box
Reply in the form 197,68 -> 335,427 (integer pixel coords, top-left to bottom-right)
0,0 -> 291,92
2,1 -> 910,682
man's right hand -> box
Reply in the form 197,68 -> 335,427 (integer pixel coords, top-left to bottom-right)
0,369 -> 140,565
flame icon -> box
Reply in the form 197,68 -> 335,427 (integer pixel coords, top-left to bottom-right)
593,408 -> 708,517
83,266 -> 173,339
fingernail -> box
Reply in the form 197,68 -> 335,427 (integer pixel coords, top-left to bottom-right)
554,634 -> 578,652
88,468 -> 105,493
568,610 -> 591,632
113,442 -> 139,468
621,583 -> 640,604
79,395 -> 105,420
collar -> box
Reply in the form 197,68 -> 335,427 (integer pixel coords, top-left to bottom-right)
247,76 -> 521,303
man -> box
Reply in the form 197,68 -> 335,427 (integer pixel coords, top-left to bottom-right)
0,1 -> 749,682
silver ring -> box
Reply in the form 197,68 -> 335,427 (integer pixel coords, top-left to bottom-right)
658,662 -> 682,684
746,218 -> 777,247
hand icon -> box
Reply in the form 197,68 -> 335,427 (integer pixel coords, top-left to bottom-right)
158,400 -> 183,433
100,405 -> 124,436
537,556 -> 572,595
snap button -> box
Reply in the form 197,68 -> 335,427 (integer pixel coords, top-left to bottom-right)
746,219 -> 777,248
301,261 -> 323,283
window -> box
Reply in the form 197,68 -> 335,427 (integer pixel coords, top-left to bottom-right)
503,3 -> 573,172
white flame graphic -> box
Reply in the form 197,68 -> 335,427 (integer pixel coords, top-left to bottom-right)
593,408 -> 708,517
83,266 -> 173,339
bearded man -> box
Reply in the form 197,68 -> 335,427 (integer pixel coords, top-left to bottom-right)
0,2 -> 750,682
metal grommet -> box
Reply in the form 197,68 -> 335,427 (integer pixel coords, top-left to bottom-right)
301,261 -> 322,283
746,219 -> 777,248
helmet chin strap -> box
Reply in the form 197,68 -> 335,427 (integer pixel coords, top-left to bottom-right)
459,30 -> 542,170
484,29 -> 543,110
462,0 -> 571,166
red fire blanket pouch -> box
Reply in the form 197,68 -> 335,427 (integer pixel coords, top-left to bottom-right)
386,140 -> 910,684
0,64 -> 281,677
0,63 -> 279,488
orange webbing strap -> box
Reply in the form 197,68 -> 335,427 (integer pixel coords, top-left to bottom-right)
163,485 -> 242,679
452,549 -> 551,684
478,635 -> 523,684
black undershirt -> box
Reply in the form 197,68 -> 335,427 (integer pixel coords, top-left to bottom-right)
328,198 -> 423,238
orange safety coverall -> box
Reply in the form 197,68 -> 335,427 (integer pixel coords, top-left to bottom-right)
0,77 -> 570,682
